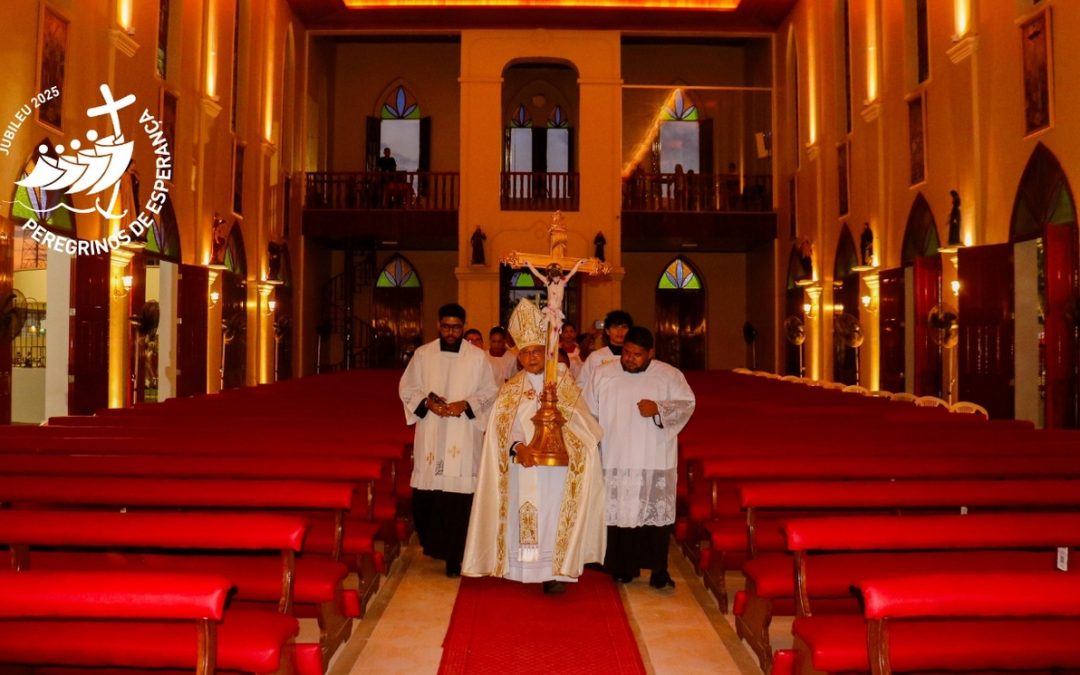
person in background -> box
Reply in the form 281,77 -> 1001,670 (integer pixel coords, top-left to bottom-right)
560,321 -> 584,379
576,310 -> 632,389
487,326 -> 518,385
464,328 -> 484,349
398,303 -> 498,577
583,326 -> 695,590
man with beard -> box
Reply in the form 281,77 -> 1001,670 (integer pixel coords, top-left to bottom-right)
399,303 -> 498,577
463,299 -> 605,593
583,326 -> 695,589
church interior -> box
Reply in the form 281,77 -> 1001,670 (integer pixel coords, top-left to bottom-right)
1,0 -> 1080,672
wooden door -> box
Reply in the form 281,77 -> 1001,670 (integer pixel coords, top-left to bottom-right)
912,255 -> 943,397
655,288 -> 707,370
958,244 -> 1015,420
1043,223 -> 1079,428
176,264 -> 207,398
878,267 -> 905,393
68,253 -> 110,415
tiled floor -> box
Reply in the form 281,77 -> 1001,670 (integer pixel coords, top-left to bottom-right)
331,545 -> 766,674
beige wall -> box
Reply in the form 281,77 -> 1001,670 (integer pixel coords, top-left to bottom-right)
329,40 -> 461,173
622,251 -> 748,370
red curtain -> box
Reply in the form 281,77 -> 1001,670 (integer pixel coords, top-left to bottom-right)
958,244 -> 1015,420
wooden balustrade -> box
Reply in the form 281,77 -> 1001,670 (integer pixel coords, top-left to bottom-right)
304,172 -> 458,211
622,172 -> 772,212
500,172 -> 579,211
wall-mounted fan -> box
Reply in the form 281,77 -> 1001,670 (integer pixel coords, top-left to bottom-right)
222,312 -> 245,345
0,289 -> 28,342
928,303 -> 959,349
131,300 -> 160,338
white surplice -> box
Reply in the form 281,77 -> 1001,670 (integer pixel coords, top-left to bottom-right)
486,350 -> 519,386
583,358 -> 696,527
399,340 -> 498,494
575,345 -> 620,389
463,366 -> 606,582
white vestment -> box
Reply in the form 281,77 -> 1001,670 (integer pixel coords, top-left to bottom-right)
583,359 -> 695,528
576,345 -> 620,389
463,366 -> 606,582
486,351 -> 519,386
399,340 -> 498,494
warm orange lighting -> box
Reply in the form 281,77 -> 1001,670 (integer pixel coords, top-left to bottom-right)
953,0 -> 970,39
117,0 -> 135,33
865,0 -> 879,103
345,0 -> 739,7
623,88 -> 683,176
264,6 -> 276,142
205,8 -> 218,98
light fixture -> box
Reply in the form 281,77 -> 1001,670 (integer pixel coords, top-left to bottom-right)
951,279 -> 961,297
266,299 -> 277,315
209,290 -> 221,307
802,302 -> 814,319
861,294 -> 879,314
834,303 -> 844,314
113,274 -> 133,299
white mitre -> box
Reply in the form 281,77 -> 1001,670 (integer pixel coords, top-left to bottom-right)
506,298 -> 546,349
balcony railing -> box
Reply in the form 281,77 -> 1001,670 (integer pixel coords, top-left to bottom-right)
500,172 -> 579,211
305,172 -> 459,211
622,172 -> 772,212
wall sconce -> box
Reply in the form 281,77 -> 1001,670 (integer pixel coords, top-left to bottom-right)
113,274 -> 133,299
266,299 -> 277,315
802,302 -> 815,319
951,279 -> 961,297
861,294 -> 879,314
209,290 -> 221,307
834,303 -> 845,315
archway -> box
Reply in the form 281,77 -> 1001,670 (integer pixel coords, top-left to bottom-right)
832,226 -> 860,384
1010,143 -> 1078,427
133,196 -> 183,404
372,255 -> 423,368
655,257 -> 706,370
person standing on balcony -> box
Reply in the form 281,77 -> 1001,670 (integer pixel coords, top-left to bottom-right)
376,147 -> 398,207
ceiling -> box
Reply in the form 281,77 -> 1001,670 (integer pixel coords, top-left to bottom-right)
285,0 -> 798,33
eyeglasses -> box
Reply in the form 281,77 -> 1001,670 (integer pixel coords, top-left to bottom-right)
439,322 -> 464,331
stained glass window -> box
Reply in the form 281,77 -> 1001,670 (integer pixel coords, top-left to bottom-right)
660,89 -> 699,122
382,86 -> 421,120
146,197 -> 182,263
510,271 -> 537,288
224,222 -> 246,276
376,257 -> 421,288
658,258 -> 702,290
509,104 -> 531,128
547,105 -> 569,128
9,152 -> 76,236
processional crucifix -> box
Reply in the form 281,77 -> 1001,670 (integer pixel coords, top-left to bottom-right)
502,211 -> 611,467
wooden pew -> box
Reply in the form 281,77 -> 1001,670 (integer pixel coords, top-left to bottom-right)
775,513 -> 1080,674
857,572 -> 1080,674
0,512 -> 317,674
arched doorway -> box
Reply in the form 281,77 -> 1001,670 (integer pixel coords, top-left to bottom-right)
881,193 -> 941,395
655,257 -> 706,370
1010,143 -> 1078,428
832,226 -> 861,384
782,245 -> 810,376
372,255 -> 423,368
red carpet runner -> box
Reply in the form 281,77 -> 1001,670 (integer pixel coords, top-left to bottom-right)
438,570 -> 647,674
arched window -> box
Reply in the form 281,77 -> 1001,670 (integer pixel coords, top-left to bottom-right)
658,258 -> 702,290
655,257 -> 706,370
1011,142 -> 1077,243
369,85 -> 426,173
376,256 -> 420,288
659,89 -> 700,173
509,270 -> 537,289
224,222 -> 246,276
901,193 -> 940,265
146,196 -> 182,263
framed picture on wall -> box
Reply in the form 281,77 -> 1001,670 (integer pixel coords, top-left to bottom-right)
35,4 -> 68,131
232,140 -> 245,216
907,93 -> 926,186
1020,8 -> 1053,136
838,140 -> 850,217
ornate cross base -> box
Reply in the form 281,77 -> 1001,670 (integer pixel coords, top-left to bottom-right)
515,383 -> 568,467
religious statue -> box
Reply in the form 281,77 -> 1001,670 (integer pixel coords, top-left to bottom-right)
501,211 -> 612,466
947,190 -> 962,247
470,226 -> 487,266
859,223 -> 874,267
593,231 -> 606,262
797,236 -> 814,281
210,214 -> 228,267
267,241 -> 283,283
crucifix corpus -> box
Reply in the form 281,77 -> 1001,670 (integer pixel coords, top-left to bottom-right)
502,211 -> 611,467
